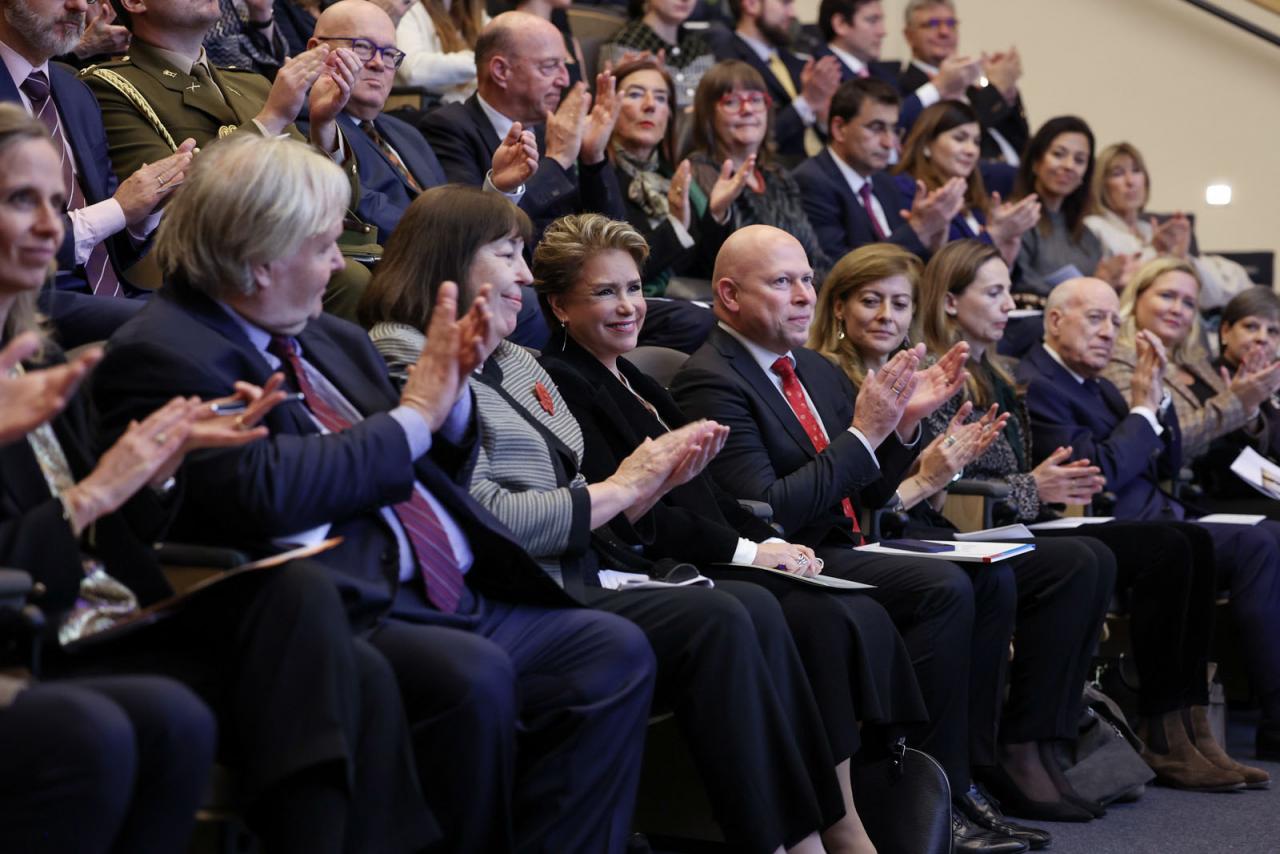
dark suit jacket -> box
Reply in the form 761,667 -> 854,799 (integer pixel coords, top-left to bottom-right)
712,34 -> 815,164
417,95 -> 626,239
810,47 -> 923,129
0,356 -> 173,622
539,336 -> 778,567
298,111 -> 446,245
791,149 -> 928,261
0,60 -> 143,292
91,279 -> 574,626
670,325 -> 911,546
1015,342 -> 1184,521
897,62 -> 1028,162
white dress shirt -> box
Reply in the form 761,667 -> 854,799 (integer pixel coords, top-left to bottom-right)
826,146 -> 892,238
0,40 -> 159,266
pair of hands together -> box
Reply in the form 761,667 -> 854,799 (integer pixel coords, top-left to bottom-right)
852,341 -> 971,447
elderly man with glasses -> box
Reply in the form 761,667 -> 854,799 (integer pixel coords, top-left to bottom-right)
301,0 -> 537,248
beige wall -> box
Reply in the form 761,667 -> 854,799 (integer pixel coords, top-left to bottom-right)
797,0 -> 1280,270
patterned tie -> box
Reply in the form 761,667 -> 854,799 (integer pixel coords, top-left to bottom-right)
771,356 -> 861,536
858,182 -> 888,240
267,336 -> 466,612
21,71 -> 121,297
361,120 -> 422,194
766,53 -> 823,157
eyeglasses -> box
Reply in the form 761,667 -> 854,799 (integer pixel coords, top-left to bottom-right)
717,91 -> 771,113
321,37 -> 407,69
918,16 -> 958,30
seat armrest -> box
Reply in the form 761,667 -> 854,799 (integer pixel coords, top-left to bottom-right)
948,479 -> 1012,499
737,499 -> 774,521
153,543 -> 251,570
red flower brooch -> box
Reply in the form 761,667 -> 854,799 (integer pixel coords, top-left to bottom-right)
534,382 -> 555,416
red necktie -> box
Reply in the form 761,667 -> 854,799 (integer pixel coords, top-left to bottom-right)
268,336 -> 465,612
858,182 -> 888,241
21,71 -> 122,298
771,357 -> 861,536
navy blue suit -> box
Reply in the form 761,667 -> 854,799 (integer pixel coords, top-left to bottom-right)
0,59 -> 144,344
417,94 -> 626,239
811,47 -> 923,129
791,149 -> 928,262
92,280 -> 656,854
712,34 -> 816,164
329,112 -> 445,245
1017,342 -> 1280,699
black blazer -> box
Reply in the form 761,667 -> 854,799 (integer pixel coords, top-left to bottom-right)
417,94 -> 627,239
0,353 -> 173,622
1015,343 -> 1184,521
539,336 -> 778,567
712,34 -> 816,164
91,279 -> 574,626
809,47 -> 924,129
0,61 -> 144,292
791,149 -> 928,261
897,62 -> 1029,162
670,325 -> 910,546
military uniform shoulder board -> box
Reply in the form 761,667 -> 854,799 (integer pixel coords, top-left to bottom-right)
82,66 -> 179,152
218,125 -> 239,139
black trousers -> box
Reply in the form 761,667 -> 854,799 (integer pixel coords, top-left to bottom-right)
994,537 -> 1114,750
816,547 -> 996,795
1038,522 -> 1218,716
588,579 -> 842,854
705,568 -> 929,763
374,581 -> 656,854
0,676 -> 213,854
48,560 -> 436,854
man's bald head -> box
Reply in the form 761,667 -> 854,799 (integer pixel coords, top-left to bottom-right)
1044,277 -> 1123,378
475,12 -> 570,122
310,0 -> 398,120
712,225 -> 817,354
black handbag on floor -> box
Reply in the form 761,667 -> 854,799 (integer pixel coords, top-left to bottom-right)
851,738 -> 953,854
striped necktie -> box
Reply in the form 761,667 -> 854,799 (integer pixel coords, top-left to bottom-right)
268,335 -> 466,612
361,119 -> 422,194
21,70 -> 121,298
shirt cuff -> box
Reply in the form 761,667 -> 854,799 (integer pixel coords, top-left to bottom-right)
390,405 -> 434,458
1131,406 -> 1164,437
439,388 -> 473,444
846,426 -> 881,466
914,82 -> 941,108
731,537 -> 758,565
69,199 -> 127,265
129,208 -> 164,242
791,96 -> 816,126
483,169 -> 525,204
897,422 -> 922,447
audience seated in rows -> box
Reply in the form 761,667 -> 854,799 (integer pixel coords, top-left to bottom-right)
91,134 -> 658,853
0,106 -> 435,854
1085,141 -> 1256,311
1018,277 -> 1280,765
669,224 -> 1078,852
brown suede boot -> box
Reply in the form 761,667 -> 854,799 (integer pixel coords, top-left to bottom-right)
1137,711 -> 1246,792
1187,706 -> 1271,789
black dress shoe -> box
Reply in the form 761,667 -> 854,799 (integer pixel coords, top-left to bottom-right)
979,764 -> 1094,823
956,784 -> 1052,850
953,807 -> 1029,854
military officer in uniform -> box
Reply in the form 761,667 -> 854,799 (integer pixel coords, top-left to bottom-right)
87,0 -> 374,318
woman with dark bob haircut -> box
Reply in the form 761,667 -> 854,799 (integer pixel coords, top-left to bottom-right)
363,191 -> 905,854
